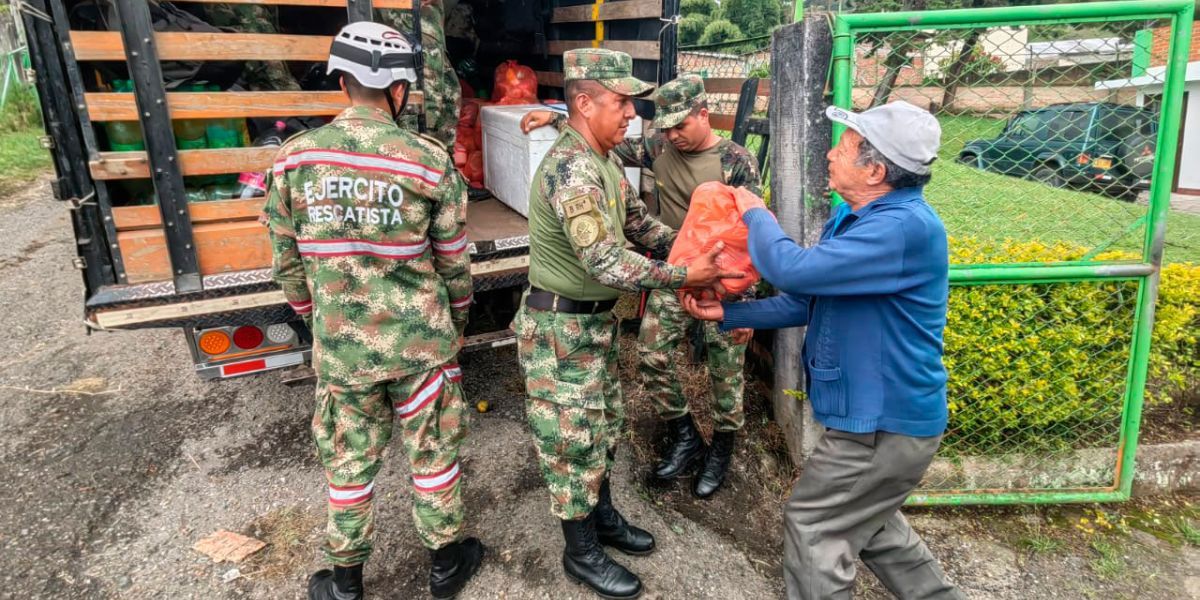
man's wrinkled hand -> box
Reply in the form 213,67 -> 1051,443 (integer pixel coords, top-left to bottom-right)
733,186 -> 768,216
730,328 -> 753,345
684,241 -> 746,289
681,292 -> 725,322
520,110 -> 556,133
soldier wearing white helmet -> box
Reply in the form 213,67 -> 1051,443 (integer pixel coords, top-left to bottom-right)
262,21 -> 483,600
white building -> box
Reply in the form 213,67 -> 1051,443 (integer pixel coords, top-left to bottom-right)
1097,61 -> 1200,195
922,27 -> 1029,78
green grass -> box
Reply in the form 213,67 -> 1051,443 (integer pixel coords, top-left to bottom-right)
1165,516 -> 1200,547
1017,529 -> 1065,555
1089,539 -> 1126,579
931,115 -> 1200,265
0,128 -> 51,193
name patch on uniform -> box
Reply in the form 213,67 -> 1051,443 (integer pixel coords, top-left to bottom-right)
562,195 -> 595,219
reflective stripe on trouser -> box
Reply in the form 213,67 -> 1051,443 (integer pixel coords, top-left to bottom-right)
513,303 -> 623,521
637,289 -> 746,431
312,362 -> 468,566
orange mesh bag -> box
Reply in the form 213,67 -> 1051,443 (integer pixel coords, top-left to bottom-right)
667,182 -> 761,296
494,60 -> 538,105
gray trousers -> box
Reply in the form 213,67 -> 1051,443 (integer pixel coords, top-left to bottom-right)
783,429 -> 964,600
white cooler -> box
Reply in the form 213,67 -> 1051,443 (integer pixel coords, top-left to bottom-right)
481,104 -> 642,218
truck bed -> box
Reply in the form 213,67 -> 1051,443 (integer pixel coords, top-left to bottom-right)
85,197 -> 530,330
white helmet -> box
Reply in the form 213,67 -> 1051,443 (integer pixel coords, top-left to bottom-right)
327,21 -> 418,89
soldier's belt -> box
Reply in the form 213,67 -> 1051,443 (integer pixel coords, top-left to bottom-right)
526,286 -> 617,315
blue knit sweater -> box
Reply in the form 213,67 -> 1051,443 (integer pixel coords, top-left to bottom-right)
721,187 -> 950,437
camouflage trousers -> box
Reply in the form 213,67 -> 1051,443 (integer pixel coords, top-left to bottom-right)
637,289 -> 746,432
379,8 -> 461,147
203,5 -> 299,91
312,362 -> 469,566
513,300 -> 623,521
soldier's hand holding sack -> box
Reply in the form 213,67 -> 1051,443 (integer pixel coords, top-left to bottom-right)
670,182 -> 762,299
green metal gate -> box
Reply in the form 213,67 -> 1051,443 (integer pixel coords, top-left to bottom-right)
829,0 -> 1195,504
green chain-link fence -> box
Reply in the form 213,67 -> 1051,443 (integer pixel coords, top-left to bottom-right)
830,0 -> 1195,504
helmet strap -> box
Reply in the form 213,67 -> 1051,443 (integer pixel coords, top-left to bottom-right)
388,81 -> 411,123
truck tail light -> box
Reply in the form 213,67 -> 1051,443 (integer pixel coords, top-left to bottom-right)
1076,153 -> 1091,165
232,326 -> 265,350
266,323 -> 295,344
198,330 -> 231,355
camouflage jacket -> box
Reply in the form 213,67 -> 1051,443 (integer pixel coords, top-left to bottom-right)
527,124 -> 686,301
264,106 -> 471,385
544,112 -> 760,195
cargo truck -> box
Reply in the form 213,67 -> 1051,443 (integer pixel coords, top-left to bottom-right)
20,0 -> 684,379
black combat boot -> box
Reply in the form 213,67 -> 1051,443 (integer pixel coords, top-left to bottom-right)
308,564 -> 363,600
654,414 -> 706,480
594,478 -> 655,555
430,537 -> 486,599
694,430 -> 736,499
562,515 -> 643,600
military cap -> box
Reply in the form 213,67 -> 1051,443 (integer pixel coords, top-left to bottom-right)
652,74 -> 707,129
563,48 -> 654,98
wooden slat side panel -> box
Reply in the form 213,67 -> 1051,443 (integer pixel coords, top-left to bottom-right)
72,31 -> 333,62
173,0 -> 412,8
92,147 -> 279,180
551,0 -> 661,23
709,113 -> 736,131
547,40 -> 660,61
536,70 -> 564,88
113,198 -> 266,230
702,78 -> 771,97
118,221 -> 271,284
85,91 -> 423,121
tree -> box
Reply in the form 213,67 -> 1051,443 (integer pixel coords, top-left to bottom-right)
715,0 -> 782,39
681,0 -> 718,17
679,13 -> 712,46
697,19 -> 745,47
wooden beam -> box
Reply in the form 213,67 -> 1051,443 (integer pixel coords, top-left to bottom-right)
72,31 -> 333,62
703,77 -> 771,97
112,198 -> 266,230
708,113 -> 736,131
92,147 -> 279,180
536,70 -> 564,88
93,290 -> 287,330
85,90 -> 422,121
552,0 -> 661,23
171,0 -> 412,8
547,40 -> 660,61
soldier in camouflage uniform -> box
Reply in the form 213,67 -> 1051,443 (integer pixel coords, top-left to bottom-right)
263,22 -> 483,600
522,74 -> 762,499
380,2 -> 461,147
201,4 -> 299,91
512,49 -> 742,600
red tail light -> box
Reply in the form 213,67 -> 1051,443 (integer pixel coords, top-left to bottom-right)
1076,153 -> 1091,165
232,326 -> 264,350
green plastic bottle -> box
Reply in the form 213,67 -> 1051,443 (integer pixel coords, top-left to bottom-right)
184,187 -> 210,204
172,84 -> 208,151
105,80 -> 144,152
204,85 -> 242,185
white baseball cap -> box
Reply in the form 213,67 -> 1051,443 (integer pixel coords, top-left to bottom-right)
825,101 -> 942,175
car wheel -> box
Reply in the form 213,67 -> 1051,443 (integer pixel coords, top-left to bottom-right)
958,153 -> 979,168
1032,165 -> 1065,189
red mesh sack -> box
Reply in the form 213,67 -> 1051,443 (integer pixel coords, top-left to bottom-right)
667,182 -> 761,297
493,60 -> 538,105
463,151 -> 485,188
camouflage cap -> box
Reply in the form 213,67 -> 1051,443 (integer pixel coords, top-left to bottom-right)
652,73 -> 707,129
563,48 -> 655,98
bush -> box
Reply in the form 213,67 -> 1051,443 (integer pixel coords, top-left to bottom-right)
942,238 -> 1199,454
679,13 -> 711,47
681,0 -> 717,17
697,19 -> 744,47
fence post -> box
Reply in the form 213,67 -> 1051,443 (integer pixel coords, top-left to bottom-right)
769,14 -> 833,466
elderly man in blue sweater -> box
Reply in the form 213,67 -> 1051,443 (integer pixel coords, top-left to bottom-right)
684,101 -> 963,599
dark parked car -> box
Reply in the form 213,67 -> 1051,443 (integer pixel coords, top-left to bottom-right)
959,102 -> 1156,198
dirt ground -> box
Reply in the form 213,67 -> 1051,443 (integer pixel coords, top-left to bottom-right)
1,179 -> 1198,600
